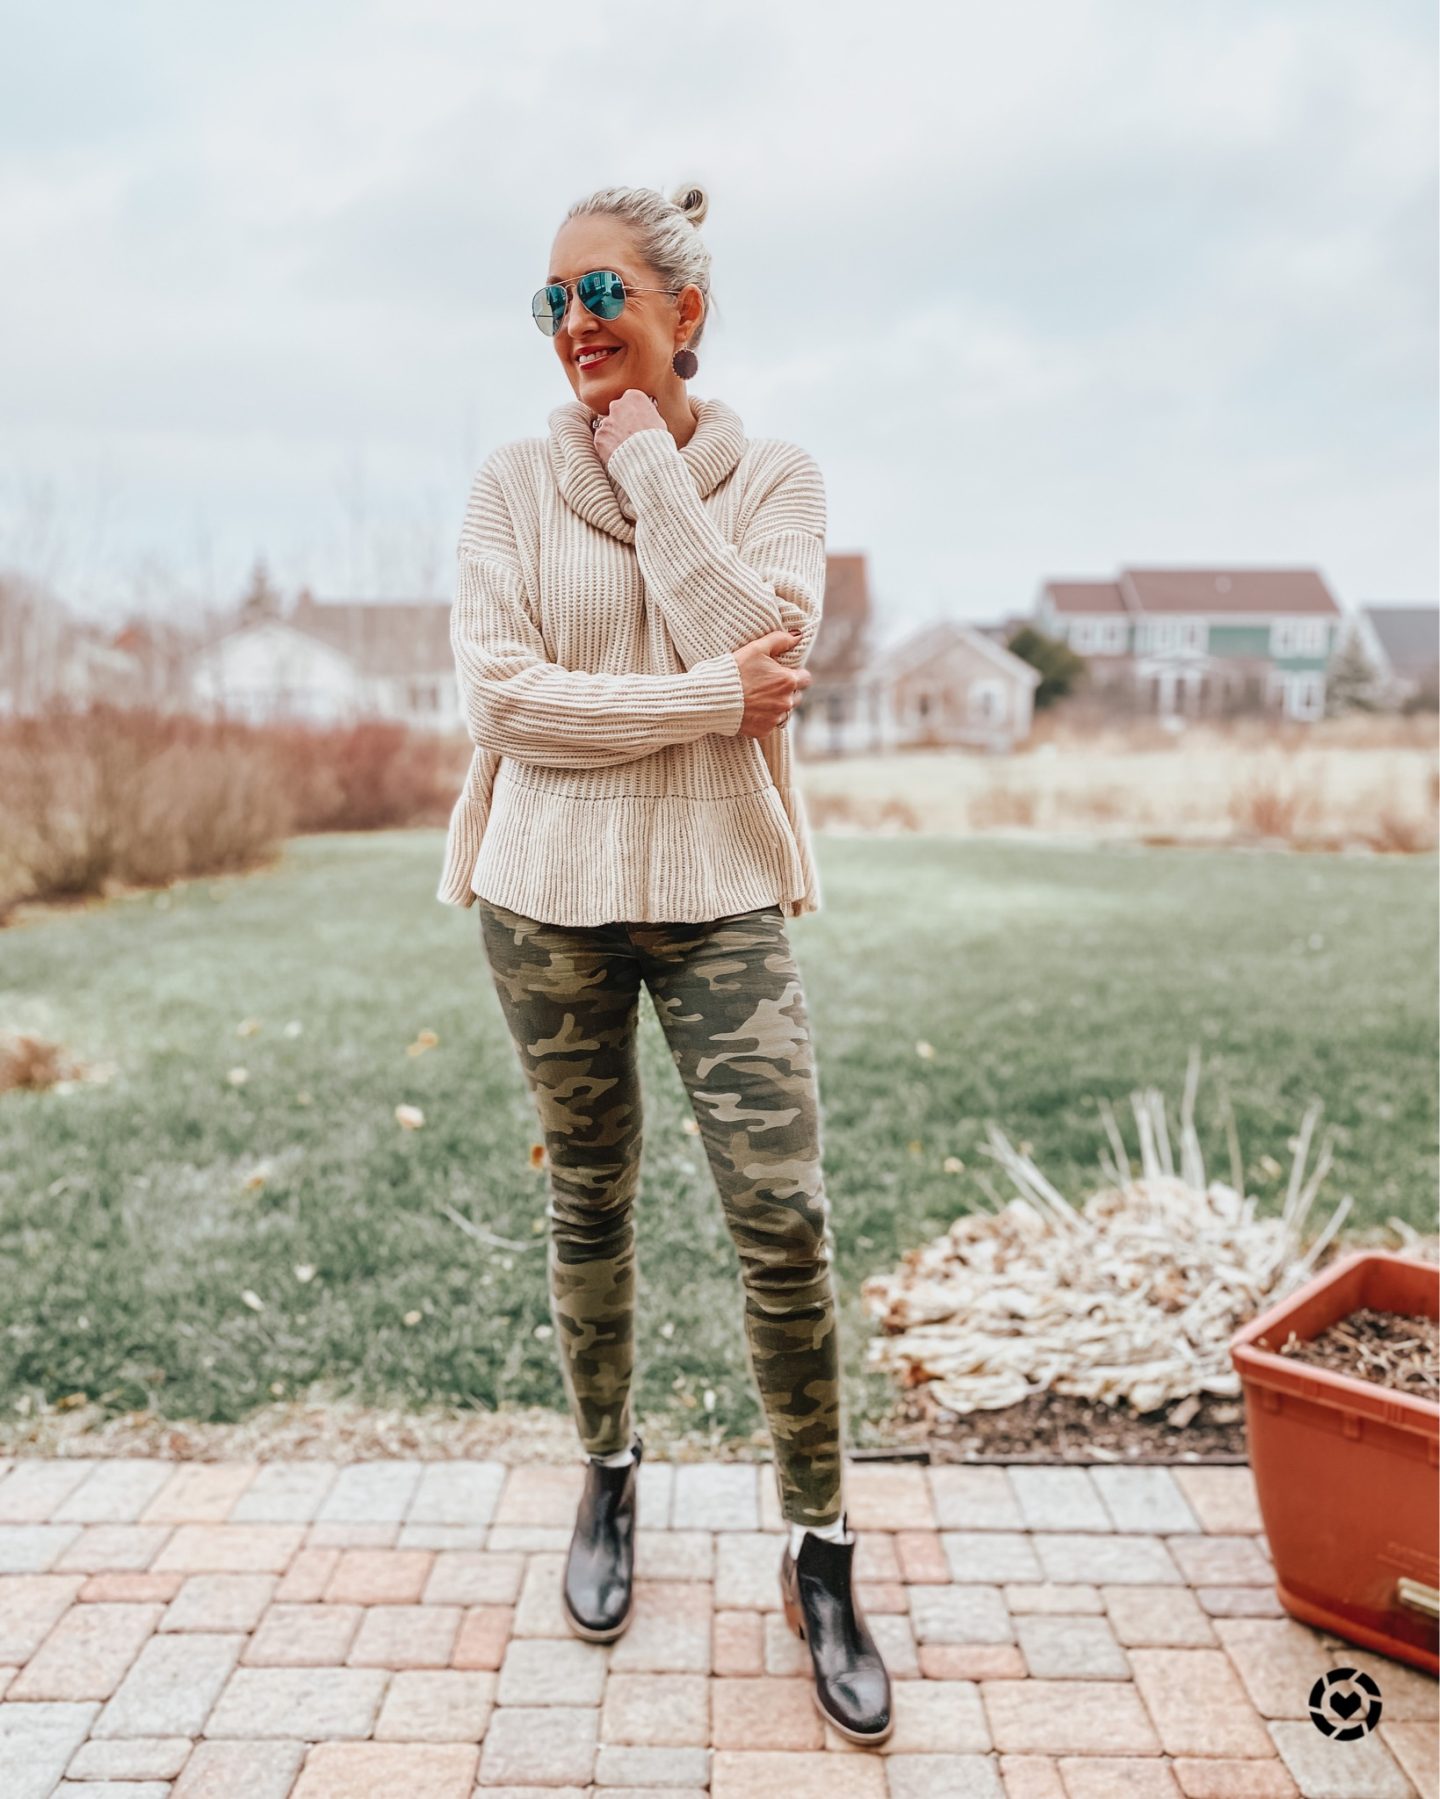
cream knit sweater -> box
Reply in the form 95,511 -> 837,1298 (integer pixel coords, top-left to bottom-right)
436,392 -> 827,927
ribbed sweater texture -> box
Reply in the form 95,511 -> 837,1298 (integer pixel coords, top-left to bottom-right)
436,392 -> 827,927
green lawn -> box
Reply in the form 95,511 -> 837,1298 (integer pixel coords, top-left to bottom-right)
2,830 -> 1434,1447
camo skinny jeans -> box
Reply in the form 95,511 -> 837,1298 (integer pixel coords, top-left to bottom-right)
476,896 -> 845,1528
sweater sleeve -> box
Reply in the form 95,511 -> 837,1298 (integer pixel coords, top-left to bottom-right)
450,459 -> 747,770
605,430 -> 827,674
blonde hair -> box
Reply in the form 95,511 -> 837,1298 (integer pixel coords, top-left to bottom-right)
559,181 -> 717,349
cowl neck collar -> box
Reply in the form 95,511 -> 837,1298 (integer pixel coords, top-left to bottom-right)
545,392 -> 745,543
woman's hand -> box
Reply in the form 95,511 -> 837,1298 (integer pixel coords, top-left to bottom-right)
731,629 -> 809,737
592,389 -> 667,467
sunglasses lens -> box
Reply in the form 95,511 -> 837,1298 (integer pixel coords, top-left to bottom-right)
578,270 -> 625,320
532,286 -> 562,336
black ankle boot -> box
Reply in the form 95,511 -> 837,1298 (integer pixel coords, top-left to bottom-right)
779,1513 -> 893,1745
562,1433 -> 643,1642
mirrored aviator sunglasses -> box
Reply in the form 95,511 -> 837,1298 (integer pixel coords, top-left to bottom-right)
532,269 -> 681,336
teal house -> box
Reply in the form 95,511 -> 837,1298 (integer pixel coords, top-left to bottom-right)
1033,568 -> 1344,722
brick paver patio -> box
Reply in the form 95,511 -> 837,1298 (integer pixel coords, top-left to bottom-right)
0,1454 -> 1434,1797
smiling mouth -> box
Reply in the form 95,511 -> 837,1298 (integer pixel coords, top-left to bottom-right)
576,347 -> 623,370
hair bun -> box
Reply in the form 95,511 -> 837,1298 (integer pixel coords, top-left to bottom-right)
671,182 -> 709,229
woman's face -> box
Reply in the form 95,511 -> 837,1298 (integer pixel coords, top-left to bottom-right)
546,216 -> 698,412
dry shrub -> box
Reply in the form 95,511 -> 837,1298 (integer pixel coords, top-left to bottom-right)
0,1033 -> 84,1093
0,703 -> 471,917
1368,809 -> 1437,853
1228,771 -> 1303,839
968,786 -> 1038,828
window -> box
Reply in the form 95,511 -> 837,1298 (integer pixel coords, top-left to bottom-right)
1285,672 -> 1325,720
970,679 -> 1008,724
1139,618 -> 1206,654
1271,618 -> 1329,658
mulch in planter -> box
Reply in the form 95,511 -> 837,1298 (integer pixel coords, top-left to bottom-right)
1275,1305 -> 1439,1401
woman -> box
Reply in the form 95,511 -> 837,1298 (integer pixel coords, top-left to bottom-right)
438,181 -> 892,1745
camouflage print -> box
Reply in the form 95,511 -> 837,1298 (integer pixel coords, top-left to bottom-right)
476,895 -> 844,1528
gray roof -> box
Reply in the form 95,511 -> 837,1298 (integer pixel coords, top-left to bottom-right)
1361,603 -> 1439,672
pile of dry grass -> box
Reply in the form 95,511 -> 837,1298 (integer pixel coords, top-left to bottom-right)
861,1049 -> 1364,1417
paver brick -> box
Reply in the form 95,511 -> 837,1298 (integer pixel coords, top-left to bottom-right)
290,1740 -> 478,1796
1103,1584 -> 1216,1647
405,1459 -> 505,1526
672,1464 -> 758,1532
884,1752 -> 1004,1797
1268,1718 -> 1414,1797
1091,1467 -> 1201,1534
842,1464 -> 935,1530
0,1701 -> 100,1799
228,1462 -> 339,1524
493,1463 -> 583,1526
982,1678 -> 1162,1754
1380,1720 -> 1439,1799
312,1460 -> 422,1523
91,1631 -> 243,1737
510,1551 -> 572,1638
714,1608 -> 764,1675
635,1529 -> 715,1581
1195,1586 -> 1284,1618
1014,1614 -> 1129,1678
602,1671 -> 710,1743
918,1643 -> 1026,1679
373,1667 -> 496,1740
607,1579 -> 713,1673
928,1467 -> 1023,1530
397,1522 -> 488,1550
908,1583 -> 1013,1644
53,1525 -> 174,1573
593,1744 -> 712,1787
420,1549 -> 524,1606
895,1530 -> 950,1584
451,1603 -> 513,1669
485,1525 -> 571,1552
8,1601 -> 161,1700
306,1521 -> 397,1547
202,1665 -> 388,1739
476,1704 -> 598,1786
63,1733 -> 192,1779
150,1524 -> 304,1574
137,1463 -> 258,1524
0,1572 -> 85,1661
1128,1648 -> 1272,1757
868,1610 -> 921,1678
496,1632 -> 608,1704
1032,1533 -> 1181,1585
1005,1582 -> 1103,1614
1171,1760 -> 1299,1797
168,1736 -> 308,1797
346,1602 -> 461,1667
711,1748 -> 887,1796
78,1573 -> 184,1603
711,1674 -> 824,1748
244,1602 -> 363,1666
53,1781 -> 171,1797
159,1572 -> 276,1632
998,1754 -> 1066,1799
715,1532 -> 784,1610
53,1461 -> 174,1525
1058,1756 -> 1183,1796
0,1523 -> 82,1571
833,1676 -> 989,1753
1171,1468 -> 1263,1534
0,1460 -> 100,1521
273,1548 -> 340,1603
321,1547 -> 433,1604
941,1532 -> 1043,1584
1007,1468 -> 1110,1532
1166,1534 -> 1272,1587
1215,1617 -> 1440,1720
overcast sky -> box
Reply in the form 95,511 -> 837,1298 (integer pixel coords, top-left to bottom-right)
2,0 -> 1435,640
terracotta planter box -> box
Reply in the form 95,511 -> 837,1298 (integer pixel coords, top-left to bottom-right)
1230,1249 -> 1439,1674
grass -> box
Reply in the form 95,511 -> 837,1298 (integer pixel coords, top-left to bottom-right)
1,829 -> 1434,1450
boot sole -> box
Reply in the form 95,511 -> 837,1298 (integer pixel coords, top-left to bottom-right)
782,1582 -> 895,1745
561,1593 -> 634,1642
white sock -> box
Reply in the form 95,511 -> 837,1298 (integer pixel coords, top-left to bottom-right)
591,1438 -> 637,1468
789,1513 -> 851,1555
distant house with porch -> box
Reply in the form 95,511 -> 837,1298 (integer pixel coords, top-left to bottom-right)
1032,567 -> 1346,721
185,592 -> 458,731
793,553 -> 1040,755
